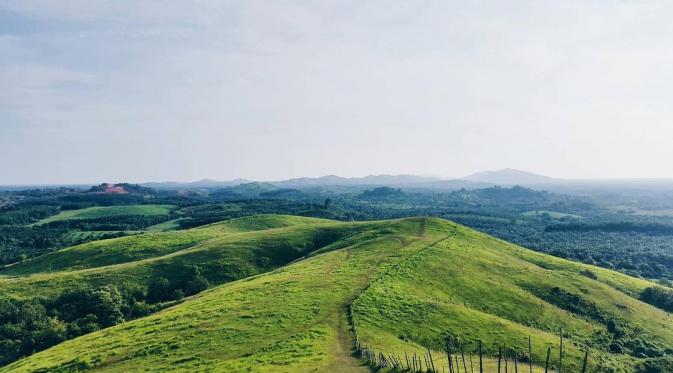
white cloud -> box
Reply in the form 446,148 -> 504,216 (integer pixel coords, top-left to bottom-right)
1,0 -> 673,183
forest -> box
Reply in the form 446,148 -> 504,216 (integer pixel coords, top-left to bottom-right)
3,182 -> 673,284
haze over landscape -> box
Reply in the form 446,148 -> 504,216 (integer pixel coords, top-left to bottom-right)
4,2 -> 673,373
3,1 -> 673,184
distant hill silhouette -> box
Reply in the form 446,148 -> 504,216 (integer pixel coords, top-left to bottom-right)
463,168 -> 555,185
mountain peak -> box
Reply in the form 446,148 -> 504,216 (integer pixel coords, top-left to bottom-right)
463,168 -> 555,185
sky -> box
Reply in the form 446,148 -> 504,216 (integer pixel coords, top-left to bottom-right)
2,1 -> 673,184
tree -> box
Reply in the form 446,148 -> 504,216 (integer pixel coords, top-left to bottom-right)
181,265 -> 209,296
641,287 -> 673,312
146,277 -> 173,303
50,285 -> 124,328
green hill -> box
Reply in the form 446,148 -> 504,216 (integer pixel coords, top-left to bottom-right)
227,182 -> 281,197
0,215 -> 364,300
2,216 -> 672,372
33,205 -> 175,226
2,215 -> 335,277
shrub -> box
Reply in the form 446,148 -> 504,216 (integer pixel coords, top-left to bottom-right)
181,265 -> 209,296
580,269 -> 598,280
146,277 -> 173,303
641,287 -> 673,313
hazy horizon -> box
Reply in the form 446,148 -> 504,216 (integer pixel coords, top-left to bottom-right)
7,168 -> 673,187
3,1 -> 673,184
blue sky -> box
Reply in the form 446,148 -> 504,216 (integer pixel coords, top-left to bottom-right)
2,1 -> 673,184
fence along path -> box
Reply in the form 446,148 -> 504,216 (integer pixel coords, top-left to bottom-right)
346,219 -> 590,372
352,332 -> 588,373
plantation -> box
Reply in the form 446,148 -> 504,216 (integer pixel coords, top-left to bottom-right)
1,216 -> 672,372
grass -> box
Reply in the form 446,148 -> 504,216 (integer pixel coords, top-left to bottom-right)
443,213 -> 517,223
521,210 -> 582,219
2,217 -> 424,372
0,215 -> 366,300
33,205 -> 175,225
351,221 -> 663,372
2,215 -> 336,277
1,216 -> 671,372
144,218 -> 187,232
60,230 -> 141,241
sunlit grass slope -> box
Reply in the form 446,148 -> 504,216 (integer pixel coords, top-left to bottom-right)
3,217 -> 671,372
352,220 -> 672,372
0,215 -> 375,300
2,217 -> 427,372
2,215 -> 334,276
33,205 -> 175,225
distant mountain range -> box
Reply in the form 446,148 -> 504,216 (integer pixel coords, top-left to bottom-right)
141,175 -> 489,191
5,169 -> 673,196
274,174 -> 443,188
462,168 -> 555,185
143,179 -> 251,190
140,169 -> 556,191
136,169 -> 673,195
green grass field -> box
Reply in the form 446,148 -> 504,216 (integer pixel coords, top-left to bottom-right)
521,210 -> 582,219
0,215 -> 354,299
60,230 -> 141,241
33,205 -> 175,225
2,216 -> 671,372
144,218 -> 187,232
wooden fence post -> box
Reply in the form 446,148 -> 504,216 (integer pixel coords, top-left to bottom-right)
446,338 -> 454,373
428,347 -> 436,372
544,346 -> 551,373
498,347 -> 502,373
505,346 -> 509,373
528,335 -> 533,373
581,350 -> 589,373
478,341 -> 483,373
559,329 -> 563,373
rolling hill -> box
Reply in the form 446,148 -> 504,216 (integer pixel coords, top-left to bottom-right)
464,169 -> 556,185
1,216 -> 672,372
33,205 -> 175,226
0,215 -> 366,299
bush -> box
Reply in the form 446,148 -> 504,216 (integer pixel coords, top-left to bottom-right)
181,265 -> 209,296
609,341 -> 624,353
641,287 -> 673,313
146,277 -> 173,303
49,285 -> 125,327
636,357 -> 673,373
146,265 -> 209,304
0,285 -> 145,366
580,269 -> 598,280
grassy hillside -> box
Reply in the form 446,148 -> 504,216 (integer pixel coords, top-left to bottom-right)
0,215 -> 364,300
2,215 -> 334,277
521,210 -> 582,219
143,218 -> 186,232
3,216 -> 671,372
33,205 -> 175,225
